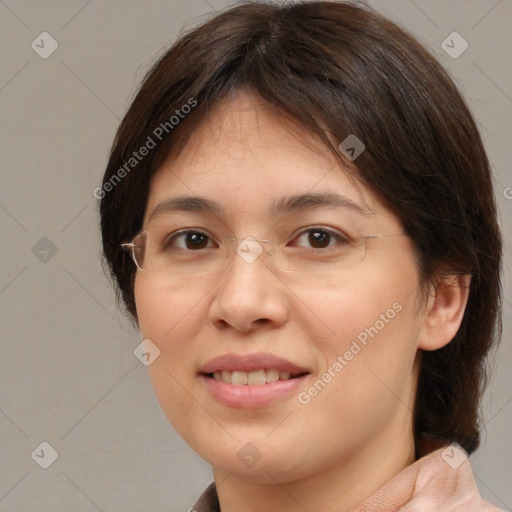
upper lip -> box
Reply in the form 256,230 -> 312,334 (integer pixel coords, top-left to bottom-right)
199,353 -> 310,375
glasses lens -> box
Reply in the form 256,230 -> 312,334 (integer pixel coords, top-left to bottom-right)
273,237 -> 366,272
131,231 -> 146,271
132,225 -> 368,275
138,226 -> 227,275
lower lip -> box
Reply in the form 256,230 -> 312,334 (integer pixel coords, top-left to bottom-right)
199,374 -> 309,408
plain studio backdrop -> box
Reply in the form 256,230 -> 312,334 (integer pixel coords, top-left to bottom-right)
0,1 -> 511,510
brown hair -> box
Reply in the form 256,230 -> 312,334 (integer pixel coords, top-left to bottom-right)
99,0 -> 502,455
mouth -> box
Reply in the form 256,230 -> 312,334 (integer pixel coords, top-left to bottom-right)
198,353 -> 311,408
203,369 -> 309,386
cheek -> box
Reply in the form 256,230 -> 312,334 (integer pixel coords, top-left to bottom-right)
135,274 -> 206,349
134,275 -> 207,414
301,260 -> 421,400
303,262 -> 416,346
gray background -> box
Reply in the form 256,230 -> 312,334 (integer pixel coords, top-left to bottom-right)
0,0 -> 511,510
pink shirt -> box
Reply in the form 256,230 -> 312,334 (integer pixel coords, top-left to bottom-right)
192,445 -> 502,511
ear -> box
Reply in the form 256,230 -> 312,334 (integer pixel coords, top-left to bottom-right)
418,274 -> 471,351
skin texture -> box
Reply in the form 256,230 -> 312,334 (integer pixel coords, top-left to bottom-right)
134,92 -> 470,512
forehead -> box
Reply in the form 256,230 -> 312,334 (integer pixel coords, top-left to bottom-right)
144,92 -> 398,229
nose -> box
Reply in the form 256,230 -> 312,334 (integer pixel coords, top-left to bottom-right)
208,239 -> 289,333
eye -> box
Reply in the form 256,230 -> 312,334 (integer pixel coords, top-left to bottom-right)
291,227 -> 348,250
164,229 -> 216,251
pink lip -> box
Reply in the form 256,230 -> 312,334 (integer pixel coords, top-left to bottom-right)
199,374 -> 309,409
199,353 -> 309,375
198,353 -> 311,409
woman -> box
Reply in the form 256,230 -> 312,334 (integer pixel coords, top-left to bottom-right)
99,1 -> 503,510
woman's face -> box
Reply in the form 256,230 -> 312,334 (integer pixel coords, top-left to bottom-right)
134,92 -> 424,483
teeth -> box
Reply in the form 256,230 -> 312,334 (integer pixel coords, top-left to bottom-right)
231,371 -> 248,386
247,369 -> 266,385
211,369 -> 295,385
266,369 -> 279,383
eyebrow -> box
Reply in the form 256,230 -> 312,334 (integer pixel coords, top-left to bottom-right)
147,192 -> 370,223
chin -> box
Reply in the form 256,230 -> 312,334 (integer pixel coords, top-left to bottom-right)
197,440 -> 314,483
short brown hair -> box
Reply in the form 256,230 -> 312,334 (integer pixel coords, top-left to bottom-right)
99,0 -> 502,455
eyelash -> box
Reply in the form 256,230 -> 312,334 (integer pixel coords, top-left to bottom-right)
164,227 -> 349,251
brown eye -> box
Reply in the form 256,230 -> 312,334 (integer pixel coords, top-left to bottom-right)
165,230 -> 213,251
293,228 -> 346,250
308,230 -> 331,248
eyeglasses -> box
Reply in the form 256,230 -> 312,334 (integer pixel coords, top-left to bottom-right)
121,223 -> 408,276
